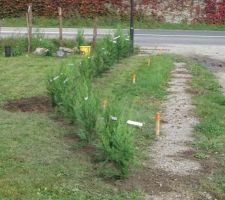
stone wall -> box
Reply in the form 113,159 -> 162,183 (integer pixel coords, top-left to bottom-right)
134,0 -> 205,23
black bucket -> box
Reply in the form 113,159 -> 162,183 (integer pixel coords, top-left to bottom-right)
4,46 -> 12,57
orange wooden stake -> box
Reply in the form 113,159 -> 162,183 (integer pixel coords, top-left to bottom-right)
132,73 -> 136,84
148,57 -> 151,66
159,49 -> 163,55
155,112 -> 161,138
102,99 -> 108,110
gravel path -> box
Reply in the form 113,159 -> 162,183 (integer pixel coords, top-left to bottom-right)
147,62 -> 201,200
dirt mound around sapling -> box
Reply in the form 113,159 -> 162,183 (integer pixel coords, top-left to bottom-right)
3,96 -> 52,113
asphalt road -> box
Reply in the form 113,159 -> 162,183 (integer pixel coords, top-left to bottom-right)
1,27 -> 225,47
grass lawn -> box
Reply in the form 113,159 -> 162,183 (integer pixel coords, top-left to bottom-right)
0,55 -> 82,104
187,60 -> 225,199
1,16 -> 225,31
0,54 -> 174,199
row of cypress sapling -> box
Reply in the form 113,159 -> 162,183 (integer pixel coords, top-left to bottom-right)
47,30 -> 135,177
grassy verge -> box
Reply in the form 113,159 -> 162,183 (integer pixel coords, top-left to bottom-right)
0,54 -> 174,199
93,54 -> 174,175
0,36 -> 82,56
188,62 -> 225,199
0,55 -> 82,104
1,16 -> 225,31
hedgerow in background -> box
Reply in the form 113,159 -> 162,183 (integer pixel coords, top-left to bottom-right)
98,101 -> 134,178
2,0 -> 225,25
204,0 -> 225,24
0,0 -> 123,18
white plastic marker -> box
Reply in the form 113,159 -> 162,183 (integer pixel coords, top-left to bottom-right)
53,76 -> 59,81
68,63 -> 75,66
148,57 -> 151,66
102,100 -> 108,110
111,116 -> 118,121
84,97 -> 89,101
127,120 -> 144,127
111,116 -> 143,127
113,35 -> 121,40
63,78 -> 69,84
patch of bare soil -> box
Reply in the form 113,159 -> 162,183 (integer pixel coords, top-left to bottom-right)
114,166 -> 199,195
3,96 -> 52,113
64,134 -> 80,144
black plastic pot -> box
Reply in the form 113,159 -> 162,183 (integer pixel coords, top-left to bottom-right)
4,46 -> 12,57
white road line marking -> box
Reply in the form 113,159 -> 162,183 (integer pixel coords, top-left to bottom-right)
1,31 -> 225,38
135,33 -> 225,38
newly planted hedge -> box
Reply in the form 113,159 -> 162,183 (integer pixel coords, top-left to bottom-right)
47,30 -> 132,130
47,30 -> 133,176
98,101 -> 134,177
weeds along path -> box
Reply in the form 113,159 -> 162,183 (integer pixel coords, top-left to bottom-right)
147,63 -> 201,200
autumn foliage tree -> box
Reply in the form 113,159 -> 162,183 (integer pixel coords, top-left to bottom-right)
204,0 -> 225,24
1,0 -> 225,25
0,0 -> 124,18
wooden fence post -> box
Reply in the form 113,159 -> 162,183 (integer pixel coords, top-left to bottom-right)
27,3 -> 32,53
58,7 -> 63,46
92,16 -> 97,49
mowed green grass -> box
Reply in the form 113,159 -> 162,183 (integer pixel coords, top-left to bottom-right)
0,54 -> 174,199
188,62 -> 225,199
0,55 -> 82,104
2,16 -> 225,31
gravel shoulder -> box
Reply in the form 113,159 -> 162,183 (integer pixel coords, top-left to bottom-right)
146,62 -> 202,200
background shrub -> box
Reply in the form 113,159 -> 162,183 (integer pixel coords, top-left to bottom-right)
76,30 -> 86,49
0,37 -> 27,56
0,35 -> 77,56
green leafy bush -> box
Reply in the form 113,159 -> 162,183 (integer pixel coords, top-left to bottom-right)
79,57 -> 95,80
32,35 -> 56,55
0,35 -> 77,56
113,30 -> 131,60
47,64 -> 99,142
47,29 -> 133,146
91,30 -> 132,77
75,79 -> 99,142
98,102 -> 134,177
76,30 -> 85,49
0,37 -> 27,56
47,65 -> 79,122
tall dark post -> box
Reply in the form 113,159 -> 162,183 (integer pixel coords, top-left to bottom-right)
130,0 -> 134,52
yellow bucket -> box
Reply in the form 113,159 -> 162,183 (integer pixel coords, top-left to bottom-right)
80,46 -> 91,56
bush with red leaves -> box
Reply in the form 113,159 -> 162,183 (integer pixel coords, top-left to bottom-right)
204,0 -> 225,24
0,0 -> 123,18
